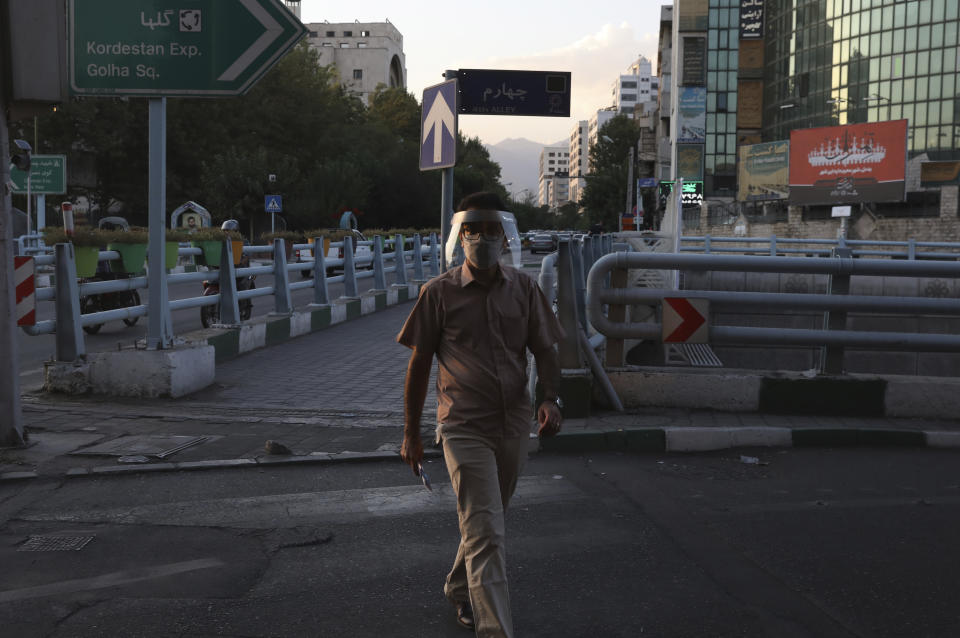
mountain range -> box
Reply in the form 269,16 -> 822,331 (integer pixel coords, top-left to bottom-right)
485,137 -> 566,202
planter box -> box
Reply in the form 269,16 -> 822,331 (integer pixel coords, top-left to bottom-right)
193,240 -> 221,267
231,240 -> 244,266
74,245 -> 100,278
165,242 -> 180,269
107,242 -> 147,274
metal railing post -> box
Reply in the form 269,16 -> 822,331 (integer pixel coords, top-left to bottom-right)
342,235 -> 359,298
556,240 -> 582,368
571,238 -> 587,331
605,263 -> 628,367
273,238 -> 292,314
908,238 -> 916,260
820,247 -> 852,374
54,243 -> 85,361
581,235 -> 594,273
311,236 -> 330,305
218,239 -> 242,325
394,233 -> 408,285
372,235 -> 387,290
770,234 -> 778,256
704,234 -> 712,254
429,233 -> 440,276
412,233 -> 425,280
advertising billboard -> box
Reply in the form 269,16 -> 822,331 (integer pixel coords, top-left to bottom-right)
738,141 -> 789,201
788,119 -> 908,205
739,0 -> 764,39
677,87 -> 706,143
677,145 -> 705,181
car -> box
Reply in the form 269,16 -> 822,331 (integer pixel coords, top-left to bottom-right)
529,233 -> 557,254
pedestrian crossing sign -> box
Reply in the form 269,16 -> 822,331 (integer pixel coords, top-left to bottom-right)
264,195 -> 283,213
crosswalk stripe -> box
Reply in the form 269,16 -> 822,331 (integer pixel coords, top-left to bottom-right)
22,475 -> 585,528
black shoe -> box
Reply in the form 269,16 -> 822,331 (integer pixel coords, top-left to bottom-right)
455,600 -> 474,630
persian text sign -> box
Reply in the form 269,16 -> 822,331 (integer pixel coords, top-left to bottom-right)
738,141 -> 789,201
456,69 -> 570,117
69,0 -> 306,96
9,155 -> 67,194
921,161 -> 960,187
789,119 -> 907,205
740,0 -> 764,39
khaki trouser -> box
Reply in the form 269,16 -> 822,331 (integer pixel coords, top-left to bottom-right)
442,431 -> 528,638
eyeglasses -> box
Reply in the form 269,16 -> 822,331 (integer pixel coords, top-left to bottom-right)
461,222 -> 503,241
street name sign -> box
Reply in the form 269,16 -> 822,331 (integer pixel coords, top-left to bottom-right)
456,69 -> 571,117
420,80 -> 457,171
265,195 -> 282,213
68,0 -> 307,96
662,297 -> 709,343
9,155 -> 67,194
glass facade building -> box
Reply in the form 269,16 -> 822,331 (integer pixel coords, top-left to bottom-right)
706,0 -> 742,192
764,0 -> 960,160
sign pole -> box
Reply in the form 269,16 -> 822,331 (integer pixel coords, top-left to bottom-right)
37,194 -> 45,230
146,97 -> 173,349
26,173 -> 32,236
441,167 -> 454,272
0,92 -> 25,446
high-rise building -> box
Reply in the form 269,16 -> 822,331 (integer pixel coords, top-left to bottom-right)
538,145 -> 570,209
303,20 -> 406,105
281,0 -> 301,19
568,120 -> 589,203
662,0 -> 960,239
612,56 -> 659,116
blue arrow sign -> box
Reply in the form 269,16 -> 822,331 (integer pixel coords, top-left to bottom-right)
420,79 -> 457,171
265,195 -> 282,213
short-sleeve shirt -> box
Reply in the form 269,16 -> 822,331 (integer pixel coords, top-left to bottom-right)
397,263 -> 564,439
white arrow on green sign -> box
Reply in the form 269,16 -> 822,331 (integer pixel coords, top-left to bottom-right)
68,0 -> 307,96
9,155 -> 67,195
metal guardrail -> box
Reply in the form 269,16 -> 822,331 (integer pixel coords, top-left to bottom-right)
585,251 -> 960,375
21,233 -> 441,362
681,234 -> 960,260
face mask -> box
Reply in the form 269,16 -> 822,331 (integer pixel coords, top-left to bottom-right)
462,235 -> 503,269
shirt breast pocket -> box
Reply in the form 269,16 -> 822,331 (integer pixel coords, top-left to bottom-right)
499,312 -> 527,354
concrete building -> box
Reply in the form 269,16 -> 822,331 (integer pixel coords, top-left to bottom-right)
613,56 -> 659,116
538,145 -> 570,209
281,0 -> 301,19
656,5 -> 674,181
568,120 -> 589,203
303,20 -> 406,105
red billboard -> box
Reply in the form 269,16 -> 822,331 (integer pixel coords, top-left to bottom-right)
789,119 -> 908,205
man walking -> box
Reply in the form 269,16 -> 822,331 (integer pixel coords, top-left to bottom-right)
397,192 -> 564,637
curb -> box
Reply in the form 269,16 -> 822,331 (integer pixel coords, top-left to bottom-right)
539,426 -> 960,454
0,448 -> 442,483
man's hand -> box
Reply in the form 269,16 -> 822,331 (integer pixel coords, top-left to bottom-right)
537,401 -> 563,437
401,434 -> 424,475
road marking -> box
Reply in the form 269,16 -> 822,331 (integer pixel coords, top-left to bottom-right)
0,558 -> 224,603
22,475 -> 585,528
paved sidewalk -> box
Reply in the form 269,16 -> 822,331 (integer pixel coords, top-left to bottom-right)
6,303 -> 960,482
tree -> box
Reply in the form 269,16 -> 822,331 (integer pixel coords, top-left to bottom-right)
580,115 -> 641,231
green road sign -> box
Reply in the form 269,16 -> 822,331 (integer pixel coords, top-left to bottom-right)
10,155 -> 67,195
69,0 -> 306,96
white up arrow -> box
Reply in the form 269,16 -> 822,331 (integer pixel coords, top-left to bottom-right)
218,0 -> 283,82
422,91 -> 455,163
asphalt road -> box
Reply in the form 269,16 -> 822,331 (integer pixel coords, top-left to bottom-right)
1,446 -> 958,637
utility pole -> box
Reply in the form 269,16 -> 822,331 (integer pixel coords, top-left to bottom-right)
623,146 -> 635,231
1,88 -> 26,446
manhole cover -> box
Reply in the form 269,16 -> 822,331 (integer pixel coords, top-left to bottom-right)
18,535 -> 95,552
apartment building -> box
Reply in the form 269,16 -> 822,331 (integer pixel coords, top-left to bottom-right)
538,145 -> 570,209
613,56 -> 659,116
303,20 -> 406,105
568,120 -> 589,203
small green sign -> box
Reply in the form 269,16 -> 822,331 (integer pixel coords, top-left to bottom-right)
10,155 -> 67,195
69,0 -> 306,96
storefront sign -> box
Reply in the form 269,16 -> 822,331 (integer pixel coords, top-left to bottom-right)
682,37 -> 705,86
738,141 -> 789,201
740,0 -> 764,39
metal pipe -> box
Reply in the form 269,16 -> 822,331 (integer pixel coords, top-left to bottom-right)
578,329 -> 623,411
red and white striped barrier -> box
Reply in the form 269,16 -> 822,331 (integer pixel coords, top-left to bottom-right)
14,256 -> 36,327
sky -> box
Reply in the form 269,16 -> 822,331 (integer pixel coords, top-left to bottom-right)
299,0 -> 666,147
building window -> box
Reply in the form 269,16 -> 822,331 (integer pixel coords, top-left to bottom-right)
353,69 -> 363,80
325,30 -> 335,37
360,30 -> 371,37
343,30 -> 353,37
340,43 -> 350,48
308,30 -> 318,38
622,81 -> 638,89
321,42 -> 333,47
357,42 -> 367,48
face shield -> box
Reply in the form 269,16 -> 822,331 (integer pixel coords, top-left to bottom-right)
445,209 -> 522,269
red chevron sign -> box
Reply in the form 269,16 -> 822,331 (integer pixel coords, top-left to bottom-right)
15,257 -> 36,327
662,297 -> 708,343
